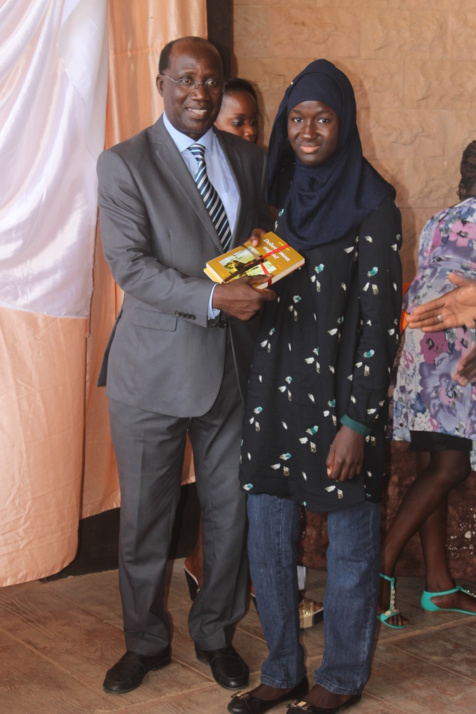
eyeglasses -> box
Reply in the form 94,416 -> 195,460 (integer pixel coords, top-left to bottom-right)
161,74 -> 223,92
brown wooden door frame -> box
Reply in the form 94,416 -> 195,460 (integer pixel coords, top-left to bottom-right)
207,0 -> 231,77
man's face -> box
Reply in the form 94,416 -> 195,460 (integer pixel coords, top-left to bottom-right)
157,40 -> 224,140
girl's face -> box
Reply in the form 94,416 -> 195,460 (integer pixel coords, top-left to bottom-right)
287,100 -> 340,167
215,90 -> 259,143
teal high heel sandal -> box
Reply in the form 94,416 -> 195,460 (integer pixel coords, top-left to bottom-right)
421,585 -> 476,615
377,573 -> 407,629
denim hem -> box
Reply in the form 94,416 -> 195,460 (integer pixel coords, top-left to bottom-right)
261,673 -> 307,689
314,674 -> 363,697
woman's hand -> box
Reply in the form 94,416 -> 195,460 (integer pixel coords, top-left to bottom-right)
407,273 -> 476,331
453,345 -> 476,386
326,425 -> 365,482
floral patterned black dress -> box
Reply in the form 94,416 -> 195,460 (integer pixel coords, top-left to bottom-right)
240,195 -> 402,513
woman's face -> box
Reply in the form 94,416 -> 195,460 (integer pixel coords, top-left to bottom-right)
215,90 -> 259,143
287,100 -> 340,166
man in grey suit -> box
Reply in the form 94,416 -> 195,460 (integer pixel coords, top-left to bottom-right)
97,36 -> 275,695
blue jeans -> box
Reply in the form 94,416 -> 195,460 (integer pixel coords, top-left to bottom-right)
247,494 -> 380,694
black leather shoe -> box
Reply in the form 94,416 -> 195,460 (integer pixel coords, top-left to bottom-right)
287,692 -> 362,713
103,647 -> 171,694
228,677 -> 309,713
195,644 -> 249,690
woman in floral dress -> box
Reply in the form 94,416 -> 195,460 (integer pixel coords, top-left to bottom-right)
379,140 -> 476,628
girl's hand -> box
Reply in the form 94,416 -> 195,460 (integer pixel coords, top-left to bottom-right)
246,228 -> 266,248
326,425 -> 365,482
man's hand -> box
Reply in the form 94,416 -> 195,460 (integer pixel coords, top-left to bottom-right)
213,276 -> 277,320
407,273 -> 476,331
326,425 -> 365,482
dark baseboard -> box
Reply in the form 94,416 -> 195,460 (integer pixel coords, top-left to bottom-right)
42,483 -> 201,581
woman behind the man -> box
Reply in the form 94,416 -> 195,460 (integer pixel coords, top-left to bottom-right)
214,77 -> 259,144
229,60 -> 402,714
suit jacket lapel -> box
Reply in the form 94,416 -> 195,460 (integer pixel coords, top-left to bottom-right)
149,117 -> 223,251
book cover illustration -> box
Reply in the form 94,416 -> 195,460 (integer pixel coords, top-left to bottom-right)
204,231 -> 304,288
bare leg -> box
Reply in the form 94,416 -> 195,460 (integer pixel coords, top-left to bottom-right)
378,449 -> 470,625
419,497 -> 452,591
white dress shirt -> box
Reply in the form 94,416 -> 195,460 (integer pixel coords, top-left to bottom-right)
163,113 -> 239,233
163,113 -> 240,319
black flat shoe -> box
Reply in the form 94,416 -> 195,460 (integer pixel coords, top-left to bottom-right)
228,677 -> 309,713
287,692 -> 362,713
103,647 -> 171,694
195,644 -> 249,690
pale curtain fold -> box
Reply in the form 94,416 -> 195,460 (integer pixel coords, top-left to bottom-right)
0,0 -> 108,318
0,308 -> 88,586
0,0 -> 206,587
0,0 -> 108,588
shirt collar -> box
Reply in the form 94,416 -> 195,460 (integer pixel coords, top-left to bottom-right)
163,112 -> 215,154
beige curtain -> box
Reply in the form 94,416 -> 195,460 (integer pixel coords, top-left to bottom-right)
1,0 -> 206,587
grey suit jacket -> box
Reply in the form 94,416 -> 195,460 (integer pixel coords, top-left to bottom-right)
97,116 -> 271,417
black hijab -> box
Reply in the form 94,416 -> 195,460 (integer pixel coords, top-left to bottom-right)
267,59 -> 396,249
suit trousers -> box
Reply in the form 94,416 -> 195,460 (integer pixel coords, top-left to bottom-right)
108,334 -> 248,655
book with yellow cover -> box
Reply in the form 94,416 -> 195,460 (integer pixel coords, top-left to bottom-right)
204,231 -> 305,288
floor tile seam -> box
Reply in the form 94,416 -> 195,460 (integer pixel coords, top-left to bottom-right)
165,654 -> 216,684
360,689 -> 411,713
0,630 -> 120,705
377,615 -> 476,644
92,693 -> 223,714
0,581 -> 41,602
381,616 -> 476,643
136,679 -> 220,705
33,586 -> 126,628
380,642 -> 476,684
234,624 -> 268,644
0,617 -> 107,656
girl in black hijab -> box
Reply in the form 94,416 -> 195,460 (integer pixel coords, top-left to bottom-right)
228,60 -> 402,714
267,59 -> 395,250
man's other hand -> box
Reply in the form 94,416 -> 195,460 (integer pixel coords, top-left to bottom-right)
213,276 -> 276,320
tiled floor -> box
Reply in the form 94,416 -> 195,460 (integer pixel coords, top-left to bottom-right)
1,560 -> 475,713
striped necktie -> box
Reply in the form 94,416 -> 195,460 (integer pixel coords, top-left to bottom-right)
188,143 -> 232,250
